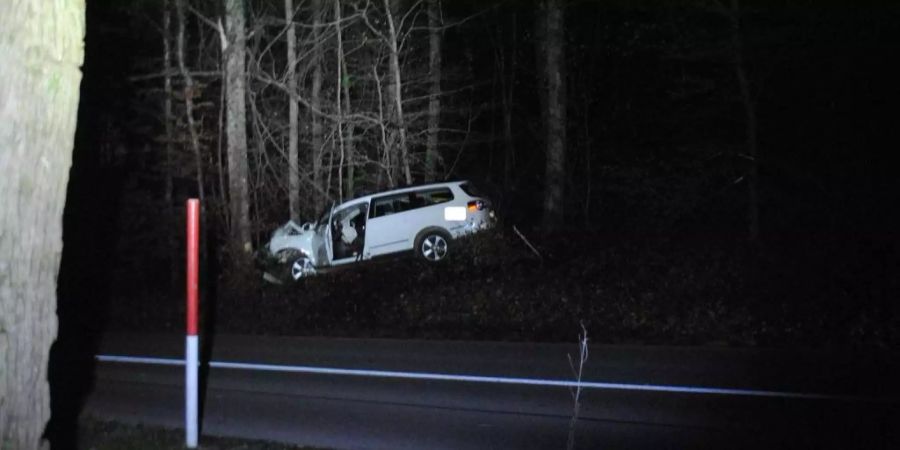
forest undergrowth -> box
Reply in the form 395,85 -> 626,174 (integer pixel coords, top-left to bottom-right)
109,227 -> 899,349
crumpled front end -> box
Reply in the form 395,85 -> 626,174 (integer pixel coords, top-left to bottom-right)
257,221 -> 320,277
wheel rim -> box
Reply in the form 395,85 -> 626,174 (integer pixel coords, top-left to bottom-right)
422,235 -> 448,261
291,257 -> 312,280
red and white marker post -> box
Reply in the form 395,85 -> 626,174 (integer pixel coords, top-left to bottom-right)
185,199 -> 200,448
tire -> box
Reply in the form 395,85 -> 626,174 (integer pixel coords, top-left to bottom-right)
288,254 -> 316,281
415,229 -> 452,262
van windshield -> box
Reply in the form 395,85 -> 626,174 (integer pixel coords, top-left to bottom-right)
316,205 -> 332,229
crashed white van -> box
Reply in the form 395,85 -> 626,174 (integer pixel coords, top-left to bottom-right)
262,181 -> 495,281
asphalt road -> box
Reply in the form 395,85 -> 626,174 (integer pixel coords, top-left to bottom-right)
85,333 -> 899,449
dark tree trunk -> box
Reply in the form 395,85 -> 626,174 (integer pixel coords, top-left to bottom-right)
502,11 -> 518,190
225,0 -> 253,260
539,0 -> 566,230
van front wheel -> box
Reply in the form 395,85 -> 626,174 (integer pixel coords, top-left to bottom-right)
416,230 -> 451,262
290,255 -> 316,280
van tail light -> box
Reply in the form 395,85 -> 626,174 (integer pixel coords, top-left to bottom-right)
467,200 -> 485,212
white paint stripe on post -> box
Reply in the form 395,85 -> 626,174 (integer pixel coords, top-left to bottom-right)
185,336 -> 199,448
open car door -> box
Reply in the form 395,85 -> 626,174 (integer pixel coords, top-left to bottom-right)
331,202 -> 368,264
325,202 -> 335,264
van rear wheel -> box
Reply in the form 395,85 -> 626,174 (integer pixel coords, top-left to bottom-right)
416,230 -> 451,262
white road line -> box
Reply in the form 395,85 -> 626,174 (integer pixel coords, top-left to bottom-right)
95,354 -> 887,403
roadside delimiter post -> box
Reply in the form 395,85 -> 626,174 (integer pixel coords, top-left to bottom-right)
186,199 -> 200,448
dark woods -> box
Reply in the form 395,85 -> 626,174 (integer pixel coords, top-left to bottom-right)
64,0 -> 899,345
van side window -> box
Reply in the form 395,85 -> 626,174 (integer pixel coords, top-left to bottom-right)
422,188 -> 454,205
369,187 -> 454,219
370,196 -> 392,218
392,195 -> 412,213
409,192 -> 426,209
370,194 -> 411,219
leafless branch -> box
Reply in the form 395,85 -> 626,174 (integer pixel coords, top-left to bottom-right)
512,226 -> 543,260
129,70 -> 221,82
566,321 -> 589,450
252,72 -> 381,126
407,6 -> 490,33
186,4 -> 227,50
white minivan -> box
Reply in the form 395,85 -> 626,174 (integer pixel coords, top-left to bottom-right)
262,181 -> 494,281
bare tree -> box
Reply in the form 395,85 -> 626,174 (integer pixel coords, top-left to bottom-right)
0,0 -> 84,447
286,0 -> 301,221
334,0 -> 347,202
384,0 -> 413,185
311,0 -> 326,210
425,0 -> 442,180
225,0 -> 253,259
177,0 -> 206,202
488,8 -> 518,189
539,0 -> 567,229
164,0 -> 179,285
335,0 -> 357,199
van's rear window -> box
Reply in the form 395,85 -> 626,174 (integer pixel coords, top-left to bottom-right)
459,182 -> 482,197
